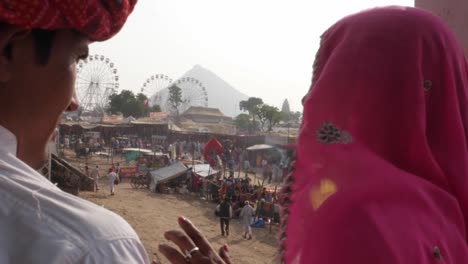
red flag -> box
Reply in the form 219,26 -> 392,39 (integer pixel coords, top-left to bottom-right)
144,100 -> 149,108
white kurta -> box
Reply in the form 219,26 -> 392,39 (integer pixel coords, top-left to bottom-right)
0,126 -> 149,263
108,171 -> 117,193
240,204 -> 255,234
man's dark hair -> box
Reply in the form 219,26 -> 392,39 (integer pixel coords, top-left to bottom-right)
3,27 -> 55,65
31,29 -> 56,65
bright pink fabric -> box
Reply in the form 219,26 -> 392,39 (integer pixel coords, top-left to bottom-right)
283,6 -> 468,263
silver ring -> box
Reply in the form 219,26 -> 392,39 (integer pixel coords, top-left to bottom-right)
185,246 -> 199,262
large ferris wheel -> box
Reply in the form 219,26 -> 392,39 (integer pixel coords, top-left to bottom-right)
140,75 -> 209,113
75,54 -> 119,112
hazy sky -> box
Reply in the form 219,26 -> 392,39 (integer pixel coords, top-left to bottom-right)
90,0 -> 414,112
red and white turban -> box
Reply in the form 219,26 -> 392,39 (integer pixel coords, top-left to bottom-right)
0,0 -> 137,41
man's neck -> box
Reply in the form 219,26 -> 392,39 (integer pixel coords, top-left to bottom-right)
0,121 -> 47,169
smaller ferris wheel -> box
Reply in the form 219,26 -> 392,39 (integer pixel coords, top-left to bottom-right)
164,77 -> 209,113
140,74 -> 173,107
75,54 -> 119,112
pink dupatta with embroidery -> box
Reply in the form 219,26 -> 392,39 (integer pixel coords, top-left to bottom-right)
281,6 -> 468,263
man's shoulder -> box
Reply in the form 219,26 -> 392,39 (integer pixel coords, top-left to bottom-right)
0,164 -> 148,262
0,167 -> 138,243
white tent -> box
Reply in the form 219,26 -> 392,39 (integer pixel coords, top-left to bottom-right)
246,144 -> 274,151
121,148 -> 153,154
187,164 -> 219,178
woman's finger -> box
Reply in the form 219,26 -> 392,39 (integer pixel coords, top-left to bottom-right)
164,230 -> 198,255
151,252 -> 162,264
158,243 -> 187,264
219,244 -> 232,264
178,216 -> 212,254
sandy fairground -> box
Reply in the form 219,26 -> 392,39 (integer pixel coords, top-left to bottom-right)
70,151 -> 279,263
80,182 -> 278,264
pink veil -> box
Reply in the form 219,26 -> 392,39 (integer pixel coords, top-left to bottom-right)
281,6 -> 468,263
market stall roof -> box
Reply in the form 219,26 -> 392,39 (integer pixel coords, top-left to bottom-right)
181,160 -> 204,166
143,152 -> 168,157
131,117 -> 168,125
150,162 -> 189,183
246,144 -> 274,150
121,148 -> 153,154
187,164 -> 219,178
60,122 -> 133,129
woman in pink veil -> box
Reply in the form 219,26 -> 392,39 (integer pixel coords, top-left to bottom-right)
280,6 -> 468,264
157,6 -> 468,264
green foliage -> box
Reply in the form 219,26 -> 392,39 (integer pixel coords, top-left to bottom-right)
239,97 -> 263,116
239,97 -> 263,131
235,113 -> 251,132
239,97 -> 299,132
258,104 -> 282,131
168,85 -> 183,114
288,111 -> 302,124
149,105 -> 162,112
108,90 -> 160,118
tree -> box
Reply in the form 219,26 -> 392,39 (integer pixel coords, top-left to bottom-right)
107,90 -> 151,118
258,104 -> 282,131
289,111 -> 302,124
239,97 -> 263,132
235,113 -> 251,132
136,93 -> 147,103
136,93 -> 148,117
168,85 -> 183,116
149,105 -> 162,113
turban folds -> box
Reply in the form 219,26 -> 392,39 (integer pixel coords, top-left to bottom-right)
0,0 -> 137,41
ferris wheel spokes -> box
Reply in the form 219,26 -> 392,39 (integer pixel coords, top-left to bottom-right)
75,54 -> 119,112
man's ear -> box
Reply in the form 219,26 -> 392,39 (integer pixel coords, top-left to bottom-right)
0,26 -> 30,82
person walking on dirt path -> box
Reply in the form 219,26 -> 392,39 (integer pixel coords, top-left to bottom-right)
240,201 -> 254,240
91,165 -> 100,192
108,168 -> 117,196
216,197 -> 232,237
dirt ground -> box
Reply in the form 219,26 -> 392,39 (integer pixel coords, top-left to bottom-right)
80,183 -> 278,263
67,151 -> 279,263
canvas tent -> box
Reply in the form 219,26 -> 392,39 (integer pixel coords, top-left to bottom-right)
187,164 -> 219,178
246,144 -> 274,151
203,137 -> 223,161
149,161 -> 189,192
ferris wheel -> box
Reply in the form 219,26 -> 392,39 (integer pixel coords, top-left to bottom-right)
140,74 -> 173,107
75,54 -> 119,112
163,77 -> 209,113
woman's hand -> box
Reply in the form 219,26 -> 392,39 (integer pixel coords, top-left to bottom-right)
158,216 -> 231,264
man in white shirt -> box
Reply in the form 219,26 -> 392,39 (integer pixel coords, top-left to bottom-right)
91,165 -> 100,192
108,169 -> 117,195
0,1 -> 150,263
